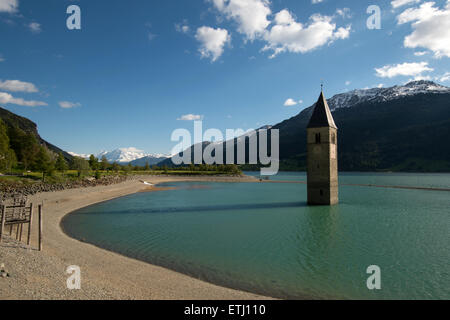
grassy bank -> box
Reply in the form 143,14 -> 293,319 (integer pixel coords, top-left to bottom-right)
0,167 -> 245,199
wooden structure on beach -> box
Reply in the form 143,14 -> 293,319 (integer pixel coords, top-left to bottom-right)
0,195 -> 43,250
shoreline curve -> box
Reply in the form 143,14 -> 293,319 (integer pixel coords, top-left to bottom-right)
1,175 -> 273,300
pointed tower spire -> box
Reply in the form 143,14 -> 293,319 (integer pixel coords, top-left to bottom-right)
307,88 -> 337,129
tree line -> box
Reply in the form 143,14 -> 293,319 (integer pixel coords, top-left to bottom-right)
0,118 -> 77,181
0,119 -> 241,181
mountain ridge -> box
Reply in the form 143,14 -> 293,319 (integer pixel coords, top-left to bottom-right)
273,81 -> 450,171
2,80 -> 449,172
327,80 -> 450,111
0,106 -> 73,161
70,147 -> 171,165
161,81 -> 450,172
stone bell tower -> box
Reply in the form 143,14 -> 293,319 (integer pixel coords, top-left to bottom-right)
306,87 -> 338,205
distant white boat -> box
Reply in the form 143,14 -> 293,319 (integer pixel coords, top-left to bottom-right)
140,180 -> 153,186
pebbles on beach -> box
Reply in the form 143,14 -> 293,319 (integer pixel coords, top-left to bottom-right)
0,175 -> 268,300
0,175 -> 129,201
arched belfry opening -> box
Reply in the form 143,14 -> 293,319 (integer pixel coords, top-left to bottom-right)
306,87 -> 339,205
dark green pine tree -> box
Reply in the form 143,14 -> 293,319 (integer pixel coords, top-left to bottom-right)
32,146 -> 54,182
72,157 -> 90,177
55,152 -> 68,176
100,155 -> 109,171
0,119 -> 17,172
89,154 -> 99,170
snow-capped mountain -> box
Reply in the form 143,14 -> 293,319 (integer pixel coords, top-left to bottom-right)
97,147 -> 150,163
67,152 -> 90,159
327,81 -> 450,111
271,80 -> 450,171
68,147 -> 170,164
129,154 -> 171,166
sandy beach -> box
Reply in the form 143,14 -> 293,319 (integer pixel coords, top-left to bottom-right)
0,175 -> 272,300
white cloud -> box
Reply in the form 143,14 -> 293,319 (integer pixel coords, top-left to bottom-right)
263,11 -> 351,58
28,22 -> 41,33
414,51 -> 428,56
336,8 -> 352,19
333,25 -> 351,39
391,0 -> 421,9
283,98 -> 297,106
375,61 -> 433,78
59,101 -> 81,109
0,80 -> 38,93
0,0 -> 18,13
345,80 -> 351,86
211,0 -> 271,40
203,1 -> 351,60
0,55 -> 4,62
397,1 -> 450,58
175,22 -> 190,34
312,0 -> 324,3
274,9 -> 294,25
195,26 -> 231,62
68,152 -> 90,159
0,92 -> 47,107
377,83 -> 384,88
436,72 -> 450,82
177,114 -> 204,121
144,22 -> 157,41
412,74 -> 432,81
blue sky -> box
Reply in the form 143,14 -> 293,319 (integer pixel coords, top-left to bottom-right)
0,0 -> 449,155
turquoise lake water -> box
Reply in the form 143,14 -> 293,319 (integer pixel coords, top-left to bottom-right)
61,173 -> 450,299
